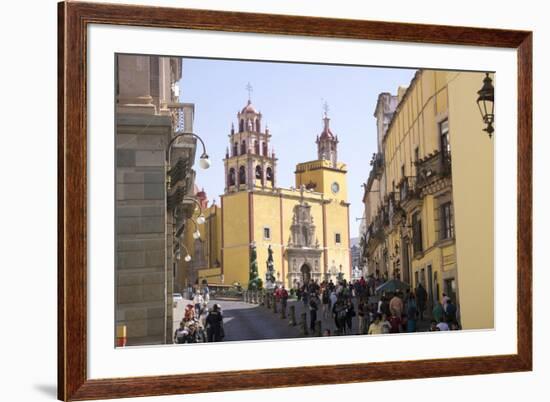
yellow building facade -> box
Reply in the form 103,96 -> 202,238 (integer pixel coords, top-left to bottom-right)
179,99 -> 351,289
362,70 -> 494,330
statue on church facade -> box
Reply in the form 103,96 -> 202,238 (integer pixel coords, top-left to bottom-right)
265,245 -> 276,289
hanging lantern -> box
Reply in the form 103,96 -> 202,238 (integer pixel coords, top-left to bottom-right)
477,73 -> 495,138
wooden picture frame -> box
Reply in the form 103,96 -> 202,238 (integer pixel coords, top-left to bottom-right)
58,1 -> 532,400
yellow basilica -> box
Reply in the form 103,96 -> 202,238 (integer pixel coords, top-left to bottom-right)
176,98 -> 351,290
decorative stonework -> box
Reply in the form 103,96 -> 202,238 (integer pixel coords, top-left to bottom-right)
285,188 -> 323,286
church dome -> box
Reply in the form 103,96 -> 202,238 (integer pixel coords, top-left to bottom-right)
241,100 -> 258,114
319,116 -> 335,140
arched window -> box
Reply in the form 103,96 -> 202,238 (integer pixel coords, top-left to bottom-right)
255,119 -> 261,132
263,142 -> 268,156
255,165 -> 263,180
241,140 -> 246,155
266,166 -> 273,182
239,119 -> 244,132
228,168 -> 236,186
233,142 -> 238,156
238,166 -> 246,185
254,140 -> 259,154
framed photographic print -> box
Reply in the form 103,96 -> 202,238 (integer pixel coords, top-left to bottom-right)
58,1 -> 532,400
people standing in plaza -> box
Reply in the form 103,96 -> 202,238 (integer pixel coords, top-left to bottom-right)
389,313 -> 402,333
202,283 -> 210,306
345,299 -> 355,333
380,313 -> 391,334
436,317 -> 450,331
302,284 -> 309,308
280,285 -> 288,316
415,283 -> 427,320
389,292 -> 404,318
333,298 -> 347,335
193,290 -> 204,317
357,299 -> 366,335
206,303 -> 224,342
442,292 -> 451,313
330,289 -> 338,314
321,287 -> 330,319
432,300 -> 445,323
368,314 -> 383,335
445,298 -> 457,323
406,293 -> 418,332
309,294 -> 318,333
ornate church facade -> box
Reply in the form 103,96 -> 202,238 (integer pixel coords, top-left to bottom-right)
180,97 -> 351,289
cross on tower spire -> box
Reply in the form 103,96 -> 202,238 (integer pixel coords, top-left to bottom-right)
322,99 -> 330,118
246,82 -> 253,101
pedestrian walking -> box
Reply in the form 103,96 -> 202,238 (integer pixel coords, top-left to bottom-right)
416,283 -> 427,320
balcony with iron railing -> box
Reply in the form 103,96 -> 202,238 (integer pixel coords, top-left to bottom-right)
369,152 -> 384,179
415,150 -> 452,188
397,176 -> 420,204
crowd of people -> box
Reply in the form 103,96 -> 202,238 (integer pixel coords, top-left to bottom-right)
174,284 -> 225,344
289,275 -> 461,336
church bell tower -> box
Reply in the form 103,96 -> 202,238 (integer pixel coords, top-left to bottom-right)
223,86 -> 278,193
316,111 -> 339,168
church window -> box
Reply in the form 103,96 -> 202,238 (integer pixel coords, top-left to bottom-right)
238,166 -> 246,185
255,165 -> 263,180
241,140 -> 246,155
239,119 -> 244,132
228,168 -> 236,186
254,140 -> 259,154
266,166 -> 273,182
263,227 -> 271,240
335,233 -> 342,244
256,119 -> 261,132
263,142 -> 268,156
233,142 -> 238,156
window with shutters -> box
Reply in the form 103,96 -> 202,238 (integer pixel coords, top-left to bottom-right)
440,202 -> 455,240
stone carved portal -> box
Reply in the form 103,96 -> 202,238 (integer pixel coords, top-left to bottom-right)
286,198 -> 322,287
300,264 -> 312,284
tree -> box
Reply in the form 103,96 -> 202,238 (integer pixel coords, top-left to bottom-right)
248,243 -> 263,290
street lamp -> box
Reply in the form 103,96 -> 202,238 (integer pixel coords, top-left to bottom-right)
174,243 -> 192,262
477,73 -> 495,138
164,130 -> 209,343
190,218 -> 201,240
166,131 -> 211,170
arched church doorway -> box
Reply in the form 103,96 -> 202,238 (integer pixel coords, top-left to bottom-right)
300,264 -> 311,284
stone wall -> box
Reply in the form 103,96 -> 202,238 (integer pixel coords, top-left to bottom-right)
115,113 -> 173,346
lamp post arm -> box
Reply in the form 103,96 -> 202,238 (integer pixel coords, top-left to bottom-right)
166,131 -> 208,163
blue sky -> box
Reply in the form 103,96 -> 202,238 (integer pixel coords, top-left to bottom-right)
179,57 -> 415,236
